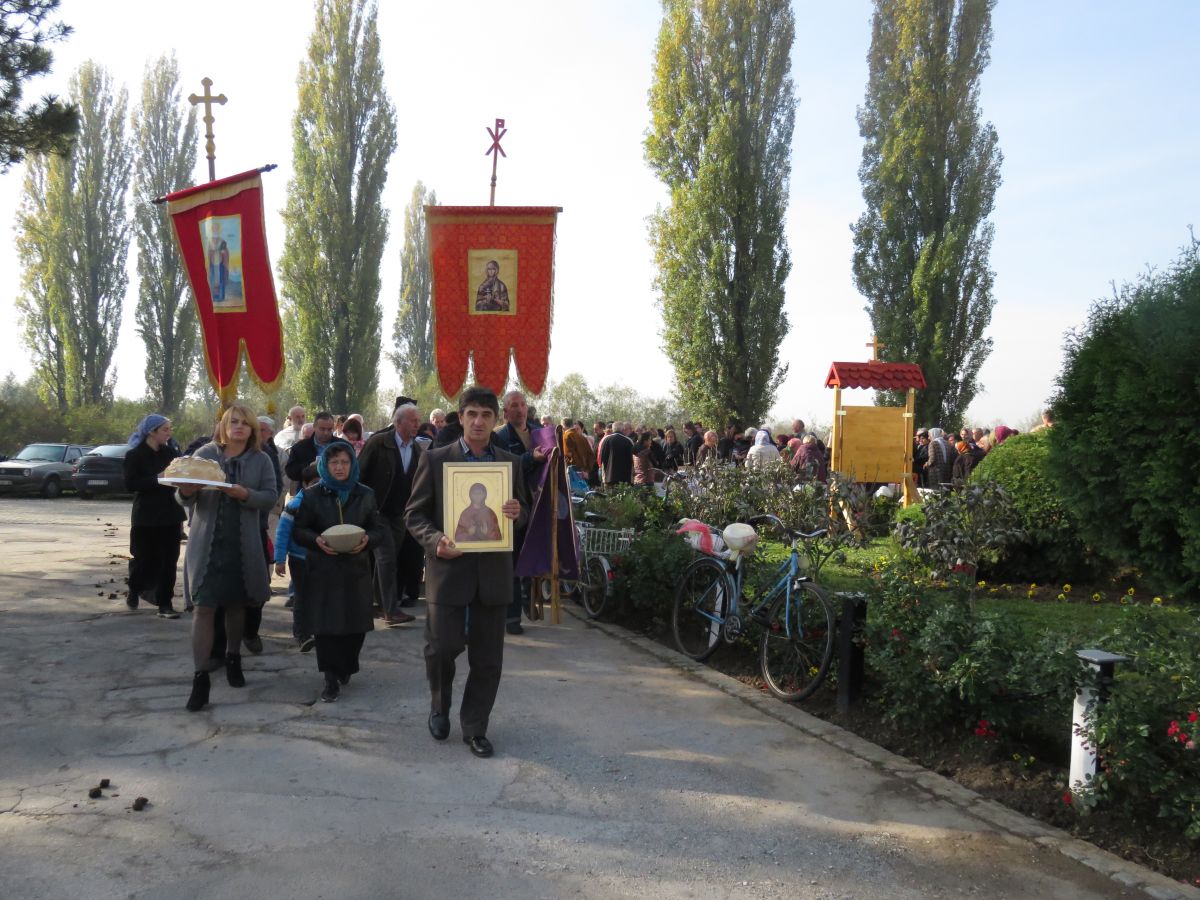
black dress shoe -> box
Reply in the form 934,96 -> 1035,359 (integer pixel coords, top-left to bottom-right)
505,621 -> 524,636
428,712 -> 450,741
464,735 -> 494,758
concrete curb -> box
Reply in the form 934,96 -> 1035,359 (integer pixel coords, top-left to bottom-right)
564,605 -> 1200,900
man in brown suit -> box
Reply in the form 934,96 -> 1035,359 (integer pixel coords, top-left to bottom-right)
405,386 -> 529,758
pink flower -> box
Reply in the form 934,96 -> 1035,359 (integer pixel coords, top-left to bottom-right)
1187,741 -> 1196,751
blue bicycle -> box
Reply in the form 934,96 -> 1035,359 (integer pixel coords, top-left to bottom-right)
671,514 -> 836,701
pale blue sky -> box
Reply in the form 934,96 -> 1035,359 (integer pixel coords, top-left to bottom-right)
0,0 -> 1196,427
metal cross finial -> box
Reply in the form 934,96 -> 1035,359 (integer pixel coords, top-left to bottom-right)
866,334 -> 887,361
188,77 -> 227,182
485,117 -> 507,206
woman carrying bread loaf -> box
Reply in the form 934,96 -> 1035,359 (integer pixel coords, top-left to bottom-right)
290,439 -> 384,702
177,404 -> 280,712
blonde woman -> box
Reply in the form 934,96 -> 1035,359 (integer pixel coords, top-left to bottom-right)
178,404 -> 280,712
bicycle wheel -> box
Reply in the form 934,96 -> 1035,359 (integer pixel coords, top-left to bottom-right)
759,581 -> 835,701
672,556 -> 731,661
581,556 -> 610,619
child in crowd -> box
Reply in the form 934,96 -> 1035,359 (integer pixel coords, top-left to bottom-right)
274,463 -> 319,653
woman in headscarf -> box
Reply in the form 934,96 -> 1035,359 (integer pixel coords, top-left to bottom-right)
290,439 -> 385,702
746,428 -> 781,468
993,425 -> 1015,446
123,414 -> 185,618
790,434 -> 828,482
178,405 -> 280,712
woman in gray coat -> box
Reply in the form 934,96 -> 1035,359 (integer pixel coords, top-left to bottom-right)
291,440 -> 384,702
179,404 -> 279,712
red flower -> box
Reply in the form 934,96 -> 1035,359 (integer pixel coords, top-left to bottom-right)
1062,792 -> 1073,806
1188,711 -> 1198,724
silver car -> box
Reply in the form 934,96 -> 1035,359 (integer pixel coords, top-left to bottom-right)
0,443 -> 91,498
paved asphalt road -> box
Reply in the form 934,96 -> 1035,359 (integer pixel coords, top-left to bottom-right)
0,497 -> 1191,899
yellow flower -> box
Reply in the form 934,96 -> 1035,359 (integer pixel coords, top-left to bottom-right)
1062,584 -> 1072,593
1057,593 -> 1067,602
1126,587 -> 1135,596
989,587 -> 998,594
1026,590 -> 1035,599
1029,583 -> 1037,590
977,580 -> 987,588
1153,596 -> 1163,605
1091,592 -> 1102,603
1119,596 -> 1128,605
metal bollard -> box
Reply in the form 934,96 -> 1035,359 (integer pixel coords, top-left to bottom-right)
1070,649 -> 1130,795
836,592 -> 868,713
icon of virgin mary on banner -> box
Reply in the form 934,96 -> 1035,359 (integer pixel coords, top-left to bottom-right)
426,206 -> 559,396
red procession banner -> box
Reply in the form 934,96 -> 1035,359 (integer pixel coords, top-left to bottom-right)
426,206 -> 559,397
165,168 -> 285,408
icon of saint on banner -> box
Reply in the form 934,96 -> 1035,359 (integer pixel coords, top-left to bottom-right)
468,249 -> 518,316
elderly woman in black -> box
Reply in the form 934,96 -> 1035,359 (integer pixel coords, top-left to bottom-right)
123,414 -> 186,618
291,439 -> 384,702
179,404 -> 279,712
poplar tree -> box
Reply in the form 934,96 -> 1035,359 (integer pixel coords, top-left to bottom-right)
645,0 -> 796,427
852,0 -> 1002,428
280,0 -> 396,413
391,180 -> 436,384
132,54 -> 198,413
14,60 -> 131,407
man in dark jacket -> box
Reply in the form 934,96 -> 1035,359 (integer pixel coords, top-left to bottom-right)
599,424 -> 634,485
493,390 -> 544,635
285,411 -> 335,484
358,403 -> 422,625
405,386 -> 529,758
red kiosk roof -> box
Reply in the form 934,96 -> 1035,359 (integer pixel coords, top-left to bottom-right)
825,361 -> 927,390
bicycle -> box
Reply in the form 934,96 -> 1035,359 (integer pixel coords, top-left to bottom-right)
574,516 -> 635,618
671,514 -> 837,701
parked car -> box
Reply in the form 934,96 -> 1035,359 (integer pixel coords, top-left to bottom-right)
72,444 -> 132,498
0,443 -> 91,497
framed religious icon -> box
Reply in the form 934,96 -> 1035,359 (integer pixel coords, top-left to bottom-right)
467,248 -> 518,315
443,462 -> 513,552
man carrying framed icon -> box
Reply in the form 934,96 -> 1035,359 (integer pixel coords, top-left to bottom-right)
404,385 -> 529,758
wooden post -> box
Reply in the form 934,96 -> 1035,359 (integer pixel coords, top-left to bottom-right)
902,388 -> 917,507
548,429 -> 561,624
831,385 -> 843,473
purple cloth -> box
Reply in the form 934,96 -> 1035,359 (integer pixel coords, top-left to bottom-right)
515,429 -> 580,580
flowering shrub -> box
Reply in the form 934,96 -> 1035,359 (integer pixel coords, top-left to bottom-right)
1079,604 -> 1200,838
863,557 -> 1077,735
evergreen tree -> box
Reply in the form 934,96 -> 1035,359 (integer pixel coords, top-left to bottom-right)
391,180 -> 436,383
645,0 -> 795,427
852,0 -> 1002,429
132,54 -> 198,413
279,0 -> 396,413
0,0 -> 79,170
14,60 -> 131,407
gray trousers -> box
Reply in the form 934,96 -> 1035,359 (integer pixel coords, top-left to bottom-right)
373,516 -> 423,616
424,601 -> 506,738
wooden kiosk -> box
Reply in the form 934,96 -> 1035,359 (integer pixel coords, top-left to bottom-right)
825,342 -> 926,507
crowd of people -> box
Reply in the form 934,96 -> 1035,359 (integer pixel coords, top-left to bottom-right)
120,389 -> 1041,754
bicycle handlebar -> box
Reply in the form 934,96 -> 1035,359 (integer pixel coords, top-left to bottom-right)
745,514 -> 827,542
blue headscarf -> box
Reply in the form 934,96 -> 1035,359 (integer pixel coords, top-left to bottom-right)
316,439 -> 359,504
128,413 -> 169,448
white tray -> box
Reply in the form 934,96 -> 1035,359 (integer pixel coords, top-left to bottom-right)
158,476 -> 228,489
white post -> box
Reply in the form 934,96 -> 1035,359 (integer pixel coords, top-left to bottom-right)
1070,649 -> 1129,795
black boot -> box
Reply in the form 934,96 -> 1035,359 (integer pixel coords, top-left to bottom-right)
186,671 -> 210,712
226,653 -> 245,687
320,674 -> 339,702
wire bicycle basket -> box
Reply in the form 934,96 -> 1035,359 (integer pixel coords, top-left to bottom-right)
578,523 -> 636,557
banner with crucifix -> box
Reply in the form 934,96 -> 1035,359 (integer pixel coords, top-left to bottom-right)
426,119 -> 561,397
163,167 -> 285,408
